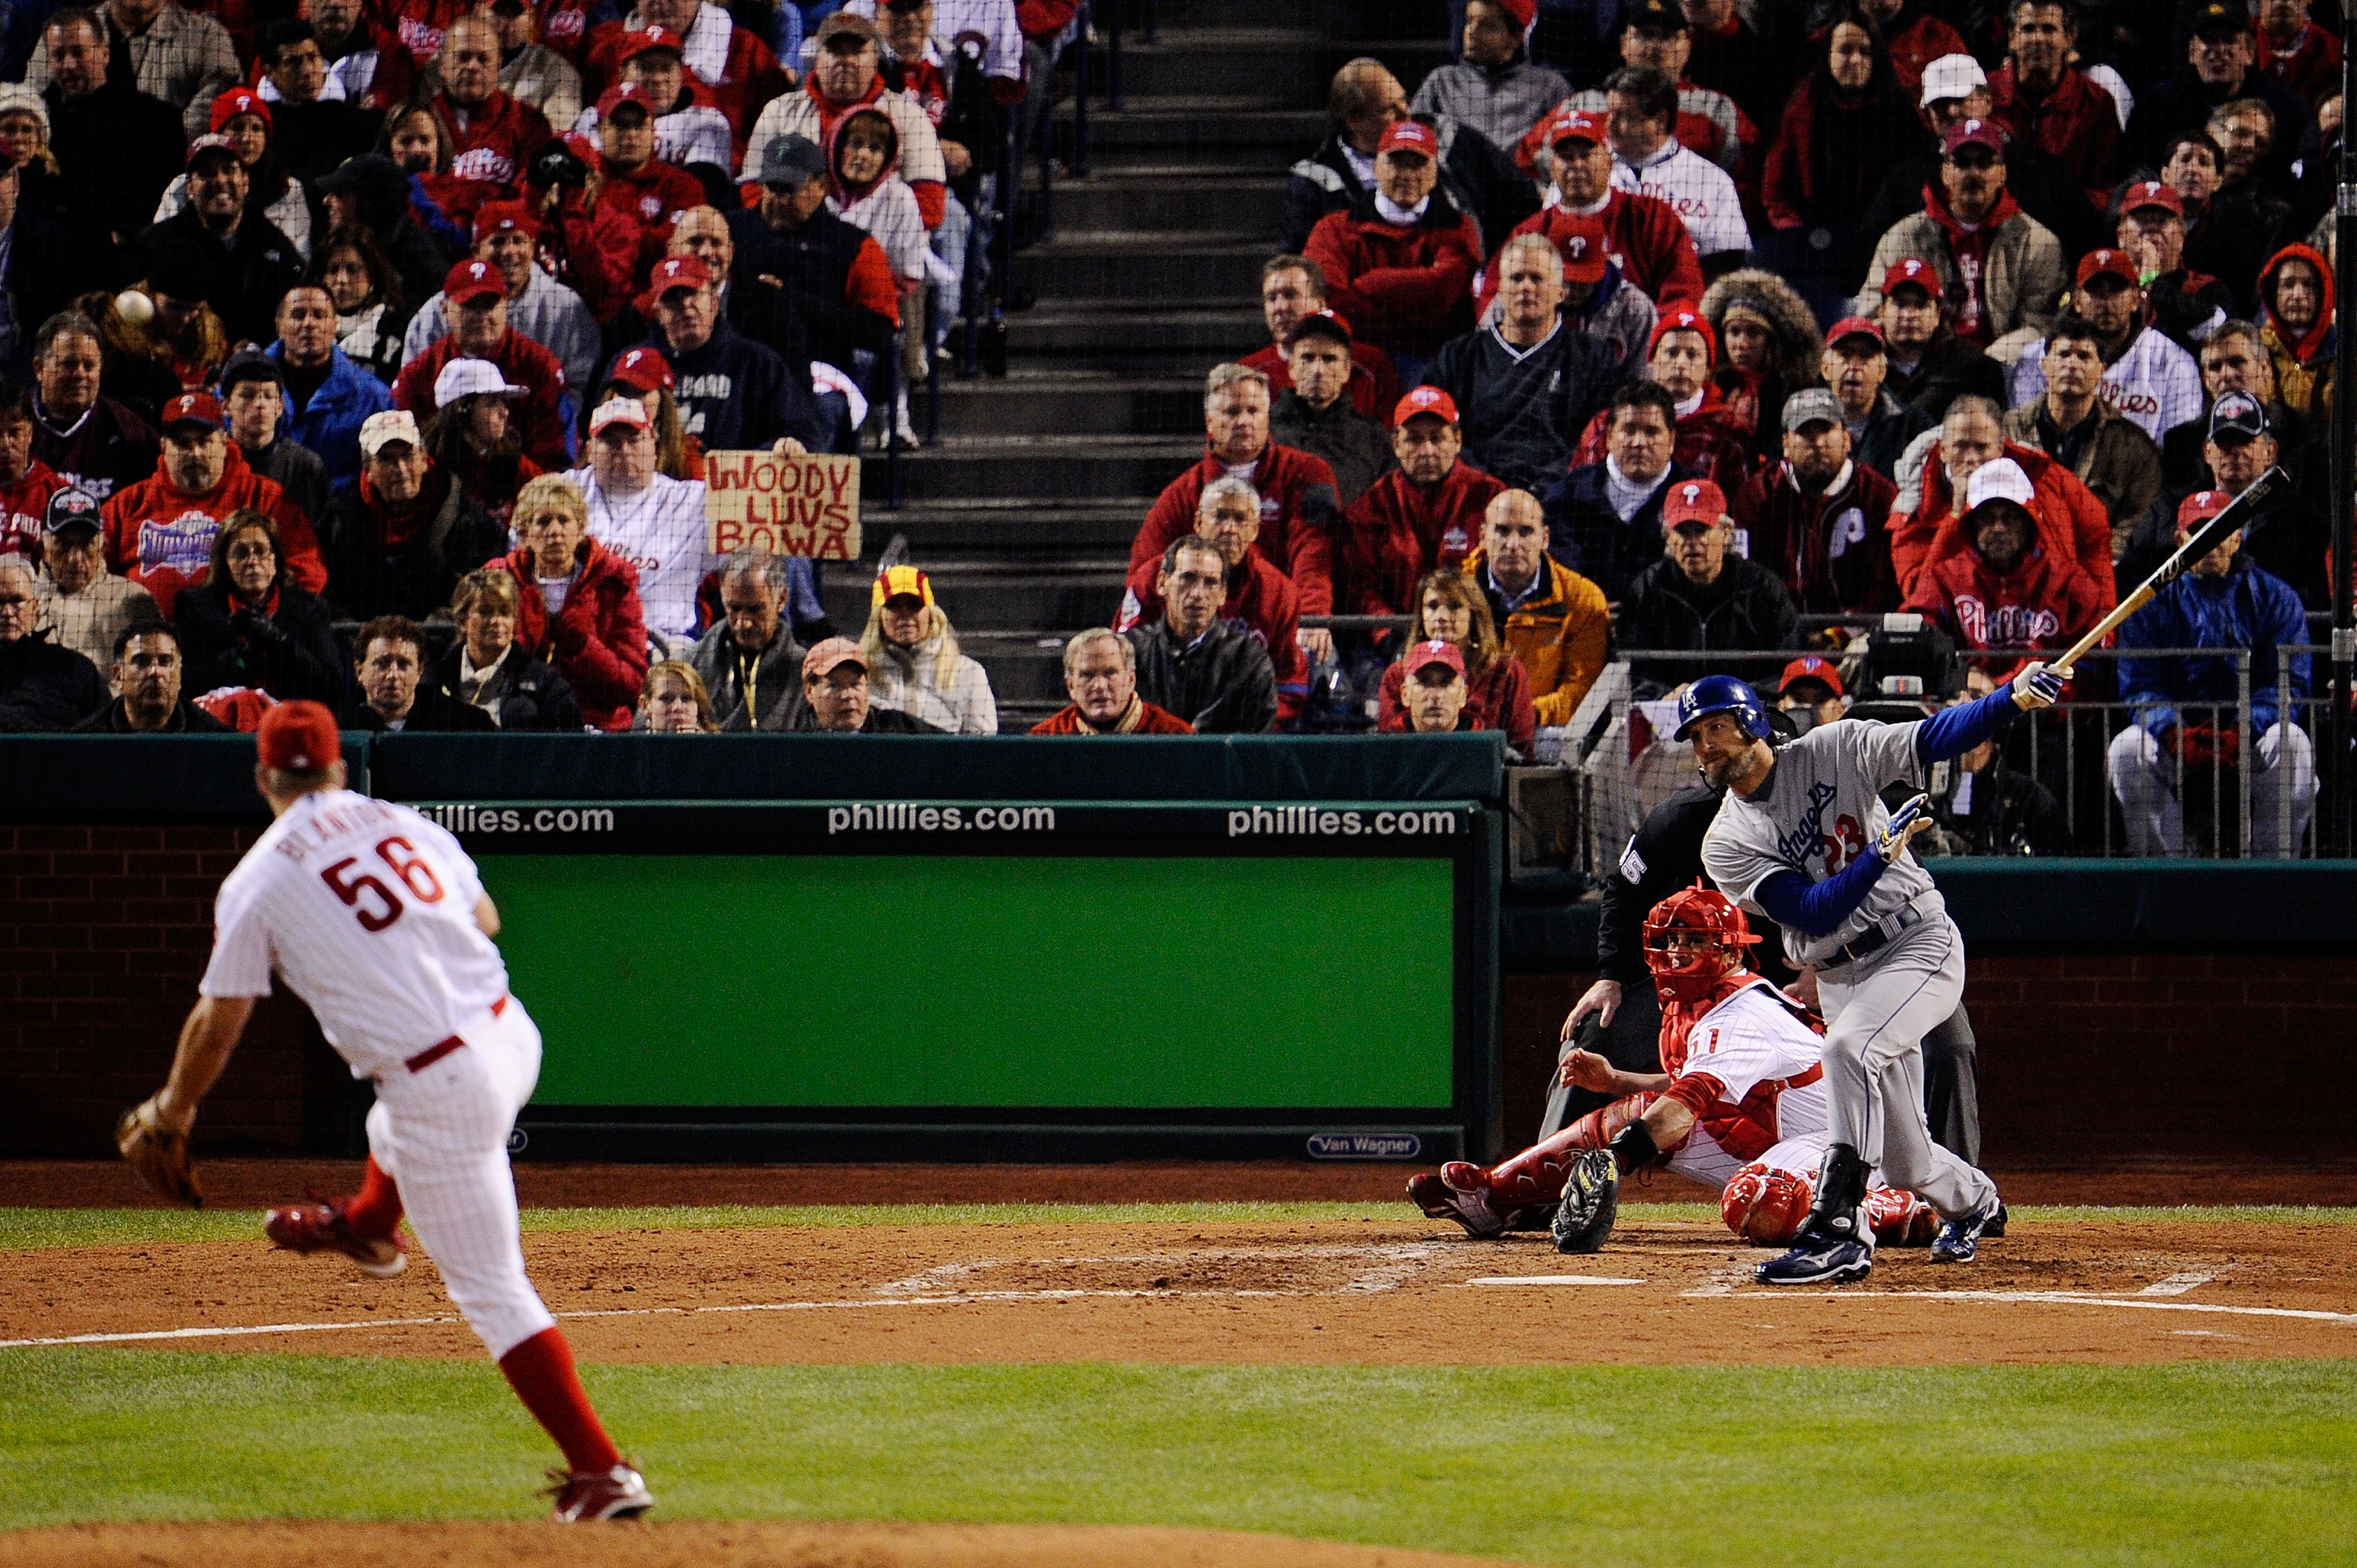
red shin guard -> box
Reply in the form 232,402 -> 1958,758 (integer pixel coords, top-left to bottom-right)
1483,1093 -> 1660,1206
499,1327 -> 623,1474
341,1156 -> 404,1240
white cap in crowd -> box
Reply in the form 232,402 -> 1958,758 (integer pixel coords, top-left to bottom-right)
434,358 -> 527,406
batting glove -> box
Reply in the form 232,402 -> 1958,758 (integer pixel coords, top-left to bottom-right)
1875,792 -> 1935,863
2010,661 -> 2063,711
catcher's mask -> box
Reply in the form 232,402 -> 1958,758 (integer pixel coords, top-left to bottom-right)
1642,883 -> 1759,1003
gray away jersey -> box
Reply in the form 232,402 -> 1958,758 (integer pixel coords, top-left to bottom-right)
1699,719 -> 1946,969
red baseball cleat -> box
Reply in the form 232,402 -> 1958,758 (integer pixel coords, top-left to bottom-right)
263,1201 -> 406,1278
1405,1172 -> 1507,1238
548,1462 -> 655,1521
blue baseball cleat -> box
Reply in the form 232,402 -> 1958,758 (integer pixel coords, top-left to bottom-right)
1931,1196 -> 2002,1265
1754,1229 -> 1874,1286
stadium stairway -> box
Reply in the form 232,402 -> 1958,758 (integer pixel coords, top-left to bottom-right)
825,0 -> 1449,729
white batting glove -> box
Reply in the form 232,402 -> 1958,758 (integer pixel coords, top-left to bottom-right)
2010,661 -> 2063,711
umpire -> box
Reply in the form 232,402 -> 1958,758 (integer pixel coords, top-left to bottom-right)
1553,782 -> 1986,1165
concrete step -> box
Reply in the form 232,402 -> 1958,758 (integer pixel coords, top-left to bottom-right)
1079,28 -> 1333,101
887,434 -> 1201,502
1133,0 -> 1352,30
936,371 -> 1206,437
1057,97 -> 1327,157
860,497 -> 1159,554
1018,230 -> 1267,302
822,558 -> 1130,633
965,632 -> 1081,708
1005,302 -> 1265,367
1043,172 -> 1288,233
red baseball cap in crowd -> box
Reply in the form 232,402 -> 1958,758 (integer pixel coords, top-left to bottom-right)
1825,315 -> 1885,350
184,132 -> 239,170
636,254 -> 713,315
605,345 -> 675,392
444,257 -> 505,306
1555,215 -> 1609,282
1779,654 -> 1844,699
598,80 -> 660,121
2076,247 -> 2139,290
1286,307 -> 1353,347
1548,107 -> 1607,149
561,130 -> 604,171
621,24 -> 686,59
1649,308 -> 1717,364
1407,638 -> 1465,678
256,700 -> 339,772
161,390 -> 223,431
1661,477 -> 1726,529
1376,119 -> 1438,159
2121,180 -> 2183,218
1881,257 -> 1940,300
209,86 -> 269,134
1494,0 -> 1536,35
2177,489 -> 2232,528
1395,385 -> 1458,425
1941,117 -> 2004,157
474,200 -> 540,241
803,637 -> 869,680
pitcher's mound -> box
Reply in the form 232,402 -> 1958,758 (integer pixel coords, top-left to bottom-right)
5,1520 -> 1524,1567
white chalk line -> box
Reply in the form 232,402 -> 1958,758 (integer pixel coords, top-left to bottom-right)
1466,1276 -> 1646,1287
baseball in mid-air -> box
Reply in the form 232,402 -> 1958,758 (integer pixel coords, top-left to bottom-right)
115,289 -> 156,327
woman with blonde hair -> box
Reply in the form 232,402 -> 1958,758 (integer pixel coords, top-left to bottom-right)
493,473 -> 650,731
857,564 -> 997,734
636,659 -> 718,732
1375,566 -> 1536,755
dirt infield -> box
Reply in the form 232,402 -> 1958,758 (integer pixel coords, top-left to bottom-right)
4,1520 -> 1521,1568
12,1155 -> 2357,1209
8,1214 -> 2353,1367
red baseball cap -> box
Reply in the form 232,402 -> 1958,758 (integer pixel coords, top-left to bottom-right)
2177,489 -> 2232,528
636,254 -> 713,314
1825,314 -> 1885,349
1394,385 -> 1458,425
561,130 -> 604,172
209,86 -> 270,134
256,699 -> 339,772
1661,477 -> 1726,528
161,390 -> 223,430
1779,654 -> 1844,699
1649,308 -> 1717,364
605,345 -> 675,392
2075,247 -> 2139,289
1553,215 -> 1609,282
1494,0 -> 1536,32
621,24 -> 686,59
2121,179 -> 2183,218
444,257 -> 505,306
1406,638 -> 1465,678
1376,119 -> 1438,158
1941,117 -> 2004,156
473,200 -> 540,241
1547,107 -> 1607,149
597,80 -> 661,121
1881,257 -> 1941,300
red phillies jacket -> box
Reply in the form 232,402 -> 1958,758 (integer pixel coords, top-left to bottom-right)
1890,439 -> 2116,604
598,157 -> 710,274
1900,539 -> 2107,681
541,187 -> 644,325
1030,698 -> 1193,734
1573,384 -> 1754,496
1125,443 -> 1342,616
498,538 -> 650,731
0,460 -> 65,558
1479,191 -> 1704,316
1241,343 -> 1403,428
101,445 -> 323,620
431,89 -> 553,197
2258,21 -> 2344,108
395,331 -> 573,472
1872,10 -> 1969,100
1984,65 -> 2119,201
1337,461 -> 1509,626
583,15 -> 789,137
387,0 -> 476,66
1303,193 -> 1482,360
1377,651 -> 1536,755
1732,458 -> 1901,615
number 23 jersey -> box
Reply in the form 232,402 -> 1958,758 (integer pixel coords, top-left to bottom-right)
1700,719 -> 1946,970
201,790 -> 509,1078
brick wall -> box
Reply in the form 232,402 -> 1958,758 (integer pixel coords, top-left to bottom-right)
1,825 -> 337,1158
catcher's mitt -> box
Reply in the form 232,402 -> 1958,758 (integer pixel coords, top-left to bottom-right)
1550,1147 -> 1619,1255
116,1098 -> 203,1208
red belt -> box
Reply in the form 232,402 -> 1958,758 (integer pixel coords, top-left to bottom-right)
403,995 -> 508,1074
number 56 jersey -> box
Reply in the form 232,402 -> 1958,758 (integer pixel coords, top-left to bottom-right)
201,790 -> 510,1079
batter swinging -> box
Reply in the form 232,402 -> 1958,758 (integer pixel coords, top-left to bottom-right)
1687,666 -> 2060,1285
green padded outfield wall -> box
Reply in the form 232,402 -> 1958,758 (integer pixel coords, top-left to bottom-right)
491,854 -> 1458,1110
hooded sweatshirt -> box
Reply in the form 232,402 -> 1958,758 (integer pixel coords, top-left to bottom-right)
1922,181 -> 2024,348
824,105 -> 929,290
100,443 -> 323,620
2258,243 -> 2336,416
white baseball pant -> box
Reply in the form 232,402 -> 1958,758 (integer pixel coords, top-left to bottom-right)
2107,722 -> 2315,858
365,997 -> 557,1360
1665,1125 -> 1742,1188
1814,917 -> 1997,1224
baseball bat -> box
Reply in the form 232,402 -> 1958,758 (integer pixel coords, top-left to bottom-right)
2052,465 -> 2290,679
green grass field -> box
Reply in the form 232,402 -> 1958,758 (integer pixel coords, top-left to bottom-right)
8,1204 -> 2355,1566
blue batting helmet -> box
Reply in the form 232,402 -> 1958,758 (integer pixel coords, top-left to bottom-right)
1674,674 -> 1773,742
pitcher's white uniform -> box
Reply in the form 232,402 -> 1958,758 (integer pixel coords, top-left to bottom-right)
1700,720 -> 1998,1223
200,789 -> 557,1360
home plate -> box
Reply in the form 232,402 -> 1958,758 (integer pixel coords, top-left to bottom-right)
1466,1276 -> 1645,1287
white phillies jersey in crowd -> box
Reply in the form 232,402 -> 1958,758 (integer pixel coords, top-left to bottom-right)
1612,140 -> 1750,259
1701,720 -> 1945,970
2006,324 -> 2202,443
1674,980 -> 1831,1149
567,467 -> 709,642
201,791 -> 509,1081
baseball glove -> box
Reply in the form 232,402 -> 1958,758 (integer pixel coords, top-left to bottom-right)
1550,1147 -> 1619,1255
116,1098 -> 203,1208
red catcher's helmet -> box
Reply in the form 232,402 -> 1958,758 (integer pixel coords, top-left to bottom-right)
1641,883 -> 1760,1003
1722,1162 -> 1812,1245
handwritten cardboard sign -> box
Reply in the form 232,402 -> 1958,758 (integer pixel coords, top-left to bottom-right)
703,450 -> 861,560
